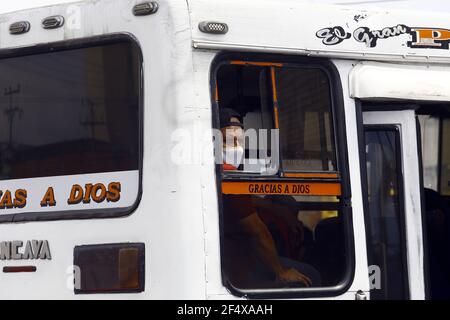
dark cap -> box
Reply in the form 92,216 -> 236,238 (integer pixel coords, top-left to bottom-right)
219,108 -> 244,129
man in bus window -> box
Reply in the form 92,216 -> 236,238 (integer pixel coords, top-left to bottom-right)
219,107 -> 320,288
220,108 -> 245,171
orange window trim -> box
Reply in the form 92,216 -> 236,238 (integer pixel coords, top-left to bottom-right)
270,67 -> 280,128
230,61 -> 283,67
270,67 -> 278,102
222,181 -> 342,196
273,106 -> 280,129
214,82 -> 219,102
283,172 -> 340,179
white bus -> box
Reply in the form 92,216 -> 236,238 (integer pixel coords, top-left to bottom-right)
0,0 -> 449,300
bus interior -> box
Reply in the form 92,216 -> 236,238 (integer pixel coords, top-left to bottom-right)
418,104 -> 450,299
362,101 -> 450,300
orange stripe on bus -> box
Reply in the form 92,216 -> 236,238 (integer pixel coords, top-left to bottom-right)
271,67 -> 280,128
222,181 -> 341,196
230,61 -> 283,67
283,173 -> 340,179
215,82 -> 219,102
270,67 -> 278,102
273,106 -> 279,128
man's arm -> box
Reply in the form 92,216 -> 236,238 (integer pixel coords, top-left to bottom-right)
252,196 -> 305,258
238,212 -> 311,286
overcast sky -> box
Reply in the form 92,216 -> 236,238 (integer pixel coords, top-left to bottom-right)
310,0 -> 450,11
1,0 -> 450,14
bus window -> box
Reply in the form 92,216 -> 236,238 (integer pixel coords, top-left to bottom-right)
419,115 -> 440,192
418,114 -> 450,196
364,127 -> 409,300
221,195 -> 345,289
417,108 -> 450,299
216,64 -> 277,174
0,40 -> 140,180
440,119 -> 450,196
214,58 -> 351,296
274,68 -> 337,172
0,37 -> 141,222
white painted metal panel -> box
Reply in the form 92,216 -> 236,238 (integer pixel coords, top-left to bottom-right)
188,0 -> 450,63
0,0 -> 210,300
350,62 -> 450,101
332,59 -> 371,299
0,171 -> 138,215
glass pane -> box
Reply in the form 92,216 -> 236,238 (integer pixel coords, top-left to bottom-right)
0,41 -> 140,180
221,194 -> 347,290
275,68 -> 336,172
217,65 -> 278,174
440,119 -> 450,195
418,115 -> 440,192
417,113 -> 450,299
365,128 -> 409,300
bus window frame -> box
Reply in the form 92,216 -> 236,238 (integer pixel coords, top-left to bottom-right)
0,33 -> 144,224
363,125 -> 410,300
211,52 -> 355,299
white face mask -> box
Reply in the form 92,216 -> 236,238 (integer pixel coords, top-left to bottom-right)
223,146 -> 244,168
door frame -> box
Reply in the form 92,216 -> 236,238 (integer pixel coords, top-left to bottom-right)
363,124 -> 410,299
359,108 -> 426,300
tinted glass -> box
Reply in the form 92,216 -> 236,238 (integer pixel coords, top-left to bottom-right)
221,194 -> 346,290
275,68 -> 336,172
440,119 -> 450,195
0,41 -> 140,180
217,65 -> 277,174
365,128 -> 409,300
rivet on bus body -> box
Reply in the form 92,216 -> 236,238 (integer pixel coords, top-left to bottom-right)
133,2 -> 159,16
42,15 -> 65,29
9,21 -> 30,35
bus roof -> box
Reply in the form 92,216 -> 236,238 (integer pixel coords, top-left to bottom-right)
188,0 -> 450,63
3,0 -> 450,63
0,0 -> 78,15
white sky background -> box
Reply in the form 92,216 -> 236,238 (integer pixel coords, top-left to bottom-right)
309,0 -> 450,11
1,0 -> 450,14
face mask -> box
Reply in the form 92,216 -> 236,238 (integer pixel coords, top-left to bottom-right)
223,146 -> 244,168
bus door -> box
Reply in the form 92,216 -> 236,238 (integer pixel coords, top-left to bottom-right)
362,109 -> 425,300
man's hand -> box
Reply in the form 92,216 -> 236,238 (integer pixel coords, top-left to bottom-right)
276,268 -> 312,287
